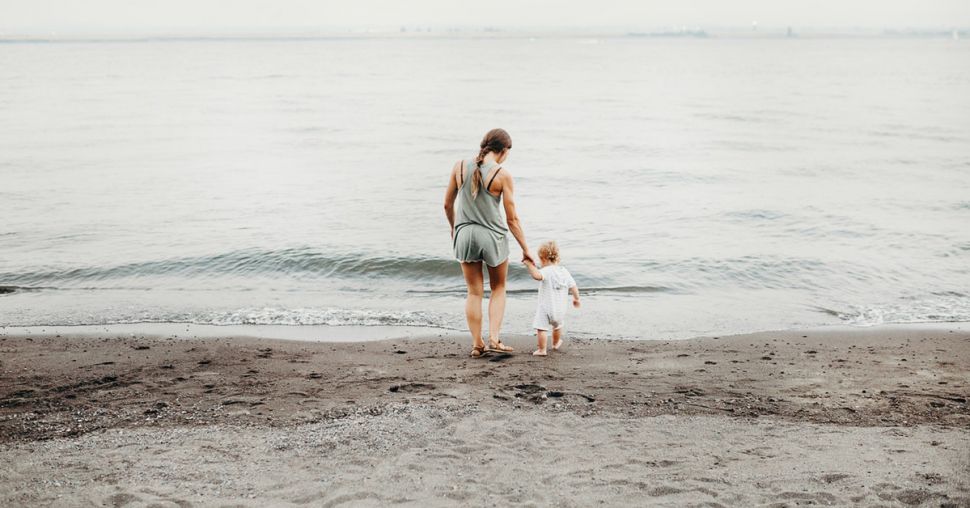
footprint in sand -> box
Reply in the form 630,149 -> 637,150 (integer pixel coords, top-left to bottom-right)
647,485 -> 683,497
388,383 -> 435,393
818,473 -> 852,484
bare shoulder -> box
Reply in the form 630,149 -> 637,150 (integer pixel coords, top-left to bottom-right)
494,166 -> 514,187
449,159 -> 464,183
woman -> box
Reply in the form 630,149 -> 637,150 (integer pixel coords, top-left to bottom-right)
443,128 -> 535,357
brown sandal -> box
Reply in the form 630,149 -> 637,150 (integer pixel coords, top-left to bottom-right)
470,345 -> 487,358
486,340 -> 514,353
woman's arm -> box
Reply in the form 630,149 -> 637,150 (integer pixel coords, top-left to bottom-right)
443,162 -> 459,236
501,172 -> 536,263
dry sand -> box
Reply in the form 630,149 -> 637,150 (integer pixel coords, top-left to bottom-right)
1,324 -> 968,506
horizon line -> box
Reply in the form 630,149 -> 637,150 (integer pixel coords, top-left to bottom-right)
1,25 -> 967,42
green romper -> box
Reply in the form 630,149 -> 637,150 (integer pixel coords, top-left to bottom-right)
453,158 -> 510,267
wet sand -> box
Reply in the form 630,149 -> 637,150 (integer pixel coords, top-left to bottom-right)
1,325 -> 969,506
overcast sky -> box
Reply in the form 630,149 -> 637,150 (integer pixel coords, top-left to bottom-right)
2,0 -> 968,35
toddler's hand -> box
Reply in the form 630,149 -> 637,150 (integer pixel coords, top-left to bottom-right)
572,298 -> 581,308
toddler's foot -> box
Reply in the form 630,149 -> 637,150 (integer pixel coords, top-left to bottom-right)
552,339 -> 563,350
532,349 -> 547,357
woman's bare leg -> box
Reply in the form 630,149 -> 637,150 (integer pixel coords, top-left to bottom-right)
485,260 -> 509,348
461,261 -> 485,349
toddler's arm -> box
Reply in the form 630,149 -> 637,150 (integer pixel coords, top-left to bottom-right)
523,260 -> 543,281
569,286 -> 581,308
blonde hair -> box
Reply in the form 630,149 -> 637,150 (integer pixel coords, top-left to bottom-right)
538,241 -> 560,264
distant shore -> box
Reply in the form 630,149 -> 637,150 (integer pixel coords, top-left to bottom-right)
1,324 -> 968,505
1,28 -> 966,44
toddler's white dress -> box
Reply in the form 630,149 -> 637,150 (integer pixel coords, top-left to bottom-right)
531,265 -> 577,331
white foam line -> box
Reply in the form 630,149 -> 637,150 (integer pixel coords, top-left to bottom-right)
0,323 -> 453,342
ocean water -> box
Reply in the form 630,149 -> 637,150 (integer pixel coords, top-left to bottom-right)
1,36 -> 969,339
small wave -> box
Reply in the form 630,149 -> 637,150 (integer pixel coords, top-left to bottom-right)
0,285 -> 46,295
200,307 -> 450,327
12,307 -> 454,328
814,294 -> 970,326
696,113 -> 776,124
724,209 -> 786,221
583,285 -> 672,294
0,247 -> 477,286
408,285 -> 673,296
869,129 -> 962,143
932,290 -> 967,298
813,306 -> 841,318
278,125 -> 342,134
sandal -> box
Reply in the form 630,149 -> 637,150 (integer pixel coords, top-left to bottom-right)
486,340 -> 514,353
470,345 -> 487,358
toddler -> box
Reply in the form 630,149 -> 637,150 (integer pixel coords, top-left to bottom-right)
523,241 -> 580,356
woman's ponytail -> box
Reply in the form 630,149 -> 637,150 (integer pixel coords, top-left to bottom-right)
472,145 -> 488,198
471,128 -> 512,199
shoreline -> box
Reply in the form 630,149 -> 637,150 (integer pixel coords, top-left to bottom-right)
2,320 -> 967,344
2,324 -> 968,505
0,322 -> 454,343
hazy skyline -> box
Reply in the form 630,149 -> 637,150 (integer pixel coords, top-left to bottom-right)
2,0 -> 969,36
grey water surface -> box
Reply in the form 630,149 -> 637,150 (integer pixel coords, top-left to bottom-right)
1,36 -> 968,339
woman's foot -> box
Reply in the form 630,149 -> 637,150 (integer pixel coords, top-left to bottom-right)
470,345 -> 487,358
532,349 -> 547,357
487,339 -> 514,353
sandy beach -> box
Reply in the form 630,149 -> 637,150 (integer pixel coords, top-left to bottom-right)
2,324 -> 968,506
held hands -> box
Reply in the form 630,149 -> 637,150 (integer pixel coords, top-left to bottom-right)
522,250 -> 537,265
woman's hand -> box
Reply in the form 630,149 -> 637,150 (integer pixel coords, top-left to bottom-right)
522,255 -> 543,280
522,250 -> 537,265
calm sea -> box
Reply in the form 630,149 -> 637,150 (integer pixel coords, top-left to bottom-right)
1,36 -> 968,339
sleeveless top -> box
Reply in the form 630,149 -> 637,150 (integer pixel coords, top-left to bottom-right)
453,158 -> 508,238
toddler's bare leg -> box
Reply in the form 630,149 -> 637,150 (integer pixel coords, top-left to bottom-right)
552,328 -> 563,350
533,330 -> 548,356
